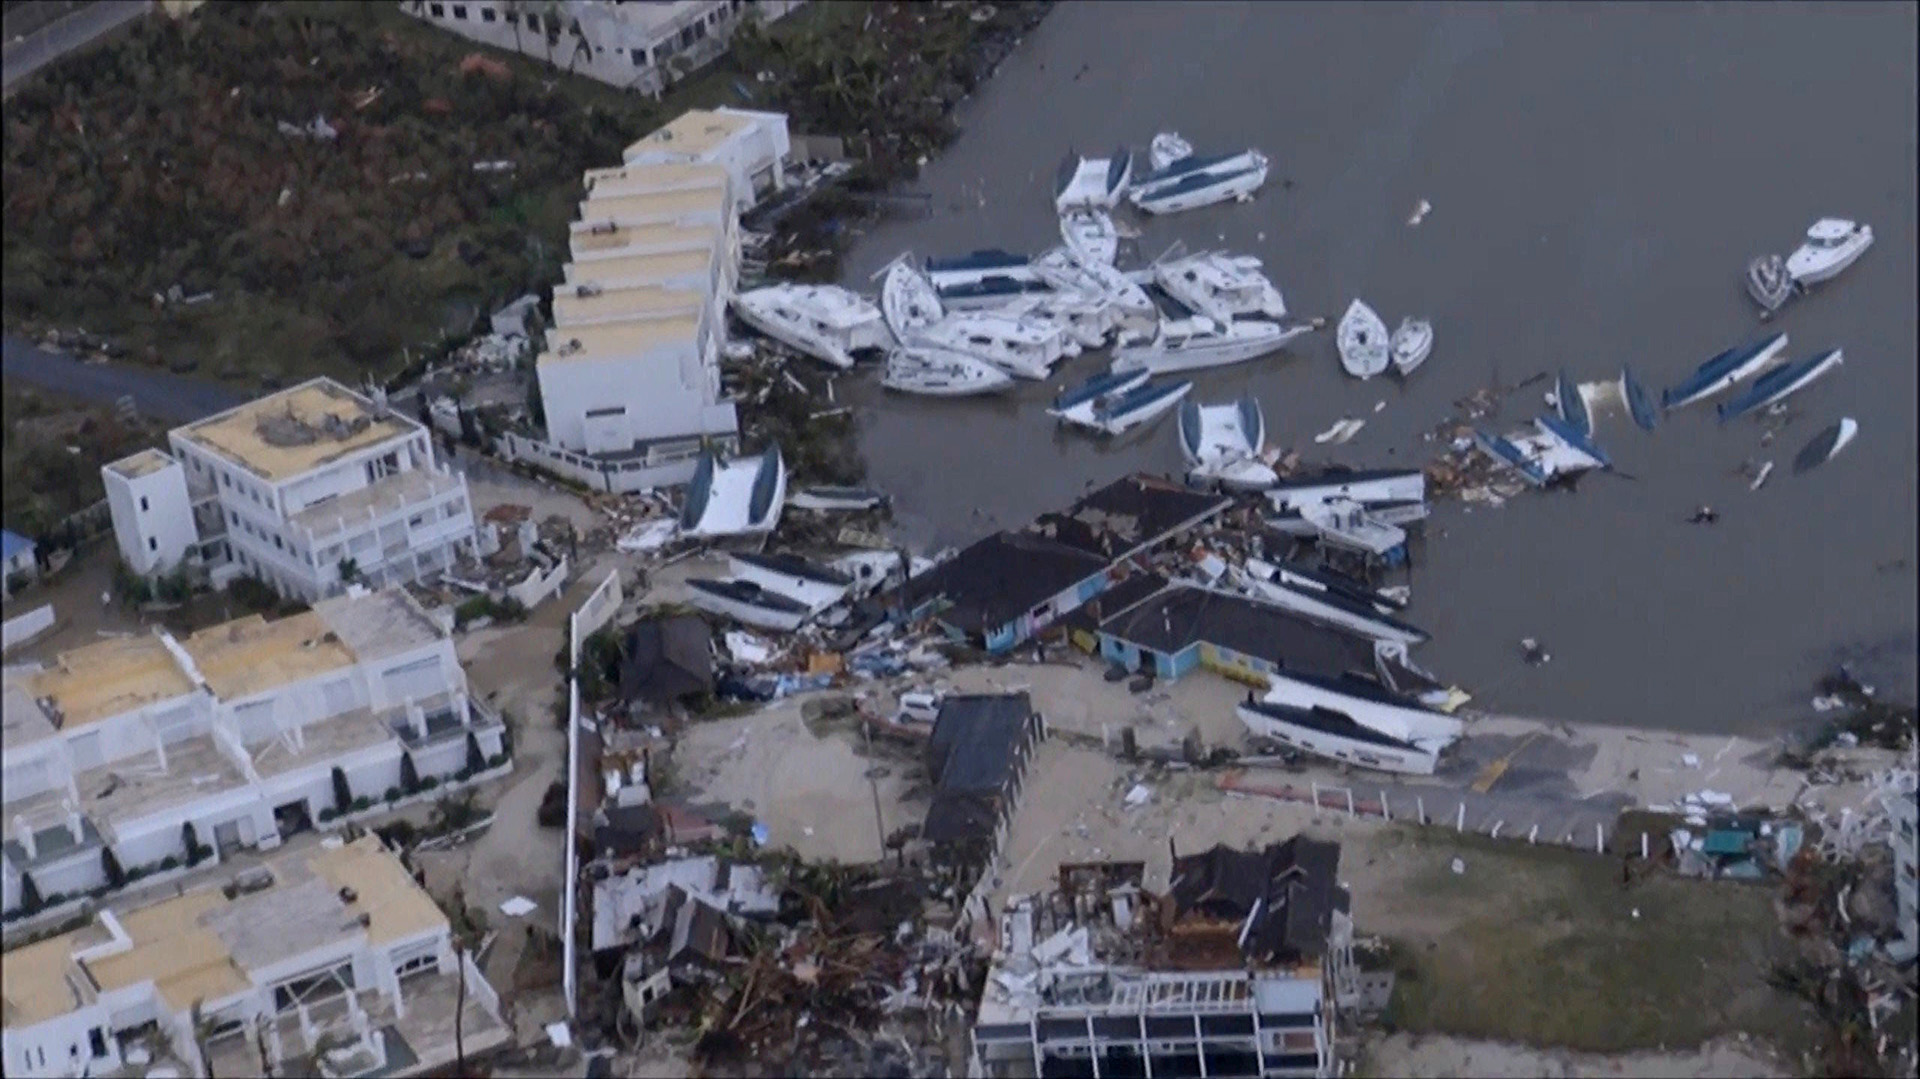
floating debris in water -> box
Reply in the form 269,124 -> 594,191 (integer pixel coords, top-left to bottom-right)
1408,199 -> 1433,227
1748,460 -> 1774,491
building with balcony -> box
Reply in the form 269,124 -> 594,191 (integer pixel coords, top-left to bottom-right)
400,1 -> 806,98
1,835 -> 508,1078
102,378 -> 477,602
514,114 -> 794,493
1,589 -> 507,921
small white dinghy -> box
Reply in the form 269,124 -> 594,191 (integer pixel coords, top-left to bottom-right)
1149,131 -> 1194,172
1059,208 -> 1120,267
880,346 -> 1015,397
1337,299 -> 1391,379
1179,395 -> 1277,490
878,259 -> 944,342
1390,317 -> 1433,376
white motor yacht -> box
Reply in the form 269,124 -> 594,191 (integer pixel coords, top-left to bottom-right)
1153,251 -> 1289,323
1148,131 -> 1194,172
732,285 -> 890,370
1111,315 -> 1314,375
1178,395 -> 1277,490
1059,207 -> 1120,267
1786,218 -> 1873,285
910,310 -> 1073,380
1128,150 -> 1269,215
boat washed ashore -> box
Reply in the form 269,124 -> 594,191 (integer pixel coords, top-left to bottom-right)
881,345 -> 1016,397
731,284 -> 890,370
1054,148 -> 1132,213
1746,216 -> 1874,315
1059,207 -> 1120,267
679,446 -> 787,542
1047,368 -> 1149,426
1179,395 -> 1277,491
878,258 -> 945,341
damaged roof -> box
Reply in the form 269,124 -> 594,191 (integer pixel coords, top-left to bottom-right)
1170,836 -> 1347,963
925,694 -> 1038,845
1025,474 -> 1231,562
621,615 -> 714,705
899,532 -> 1107,633
1099,583 -> 1378,679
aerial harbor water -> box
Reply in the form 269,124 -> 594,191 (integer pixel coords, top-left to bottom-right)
839,2 -> 1919,734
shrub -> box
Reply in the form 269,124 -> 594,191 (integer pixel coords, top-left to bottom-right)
454,767 -> 474,783
4,571 -> 28,595
487,752 -> 508,768
101,847 -> 127,889
385,786 -> 402,803
125,866 -> 148,883
331,766 -> 353,814
159,856 -> 178,871
318,807 -> 338,823
376,820 -> 418,849
19,872 -> 43,914
182,822 -> 207,866
454,595 -> 493,627
420,775 -> 440,791
352,796 -> 372,811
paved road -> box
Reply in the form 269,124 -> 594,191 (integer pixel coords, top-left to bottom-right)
2,0 -> 152,94
2,334 -> 243,424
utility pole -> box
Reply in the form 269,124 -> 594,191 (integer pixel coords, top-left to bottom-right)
861,719 -> 887,860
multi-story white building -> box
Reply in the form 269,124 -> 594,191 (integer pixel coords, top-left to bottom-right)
515,110 -> 791,493
1,588 -> 506,920
103,378 -> 477,601
2,834 -> 509,1078
401,0 -> 806,98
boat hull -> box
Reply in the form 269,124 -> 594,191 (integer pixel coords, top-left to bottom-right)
1072,381 -> 1193,437
1240,570 -> 1428,647
1663,332 -> 1789,410
1129,152 -> 1269,214
1787,225 -> 1873,284
1716,349 -> 1843,423
686,581 -> 810,632
1619,365 -> 1660,432
1337,300 -> 1391,379
1111,319 -> 1308,375
1391,319 -> 1433,376
879,260 -> 943,341
1555,370 -> 1592,439
1792,417 -> 1859,473
1237,699 -> 1441,776
1473,428 -> 1551,486
1050,369 -> 1150,424
732,297 -> 856,370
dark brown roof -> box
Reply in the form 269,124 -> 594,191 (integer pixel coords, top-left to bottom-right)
1024,474 -> 1230,561
1098,583 -> 1377,679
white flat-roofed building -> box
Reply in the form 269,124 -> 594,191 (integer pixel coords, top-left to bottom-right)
101,379 -> 477,601
619,107 -> 792,212
1,834 -> 508,1078
538,310 -> 737,459
1,589 -> 507,921
401,0 -> 805,97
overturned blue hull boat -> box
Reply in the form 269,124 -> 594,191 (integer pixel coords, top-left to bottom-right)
1716,348 -> 1844,423
1556,369 -> 1591,439
1619,364 -> 1660,432
1472,428 -> 1550,486
1535,413 -> 1612,471
1662,332 -> 1789,410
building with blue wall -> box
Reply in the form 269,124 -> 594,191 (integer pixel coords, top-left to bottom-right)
1095,581 -> 1381,688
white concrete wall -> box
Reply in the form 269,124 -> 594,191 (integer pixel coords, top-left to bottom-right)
103,458 -> 197,576
539,346 -> 736,455
1,604 -> 56,654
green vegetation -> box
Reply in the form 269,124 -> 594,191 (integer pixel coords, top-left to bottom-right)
1,381 -> 158,542
1372,827 -> 1812,1053
3,1 -> 667,384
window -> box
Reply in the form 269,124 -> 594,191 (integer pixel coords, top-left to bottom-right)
480,7 -> 495,22
229,511 -> 238,526
504,9 -> 517,23
395,951 -> 439,980
140,496 -> 149,512
88,1030 -> 107,1058
429,2 -> 444,15
525,12 -> 539,31
148,537 -> 158,552
273,535 -> 283,550
273,962 -> 355,1013
632,48 -> 646,66
451,4 -> 467,18
222,472 -> 232,488
408,514 -> 426,528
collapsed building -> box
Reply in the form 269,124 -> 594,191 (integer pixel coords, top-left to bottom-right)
971,837 -> 1354,1079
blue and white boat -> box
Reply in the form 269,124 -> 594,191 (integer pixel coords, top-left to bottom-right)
1661,332 -> 1790,410
1069,379 -> 1193,437
923,248 -> 1037,290
1619,365 -> 1659,432
1047,368 -> 1150,425
1473,428 -> 1551,486
1128,150 -> 1269,215
1555,369 -> 1591,439
685,577 -> 813,632
933,274 -> 1056,311
1179,395 -> 1275,490
680,445 -> 787,541
1055,148 -> 1134,213
1534,413 -> 1612,471
1793,417 -> 1859,474
1716,348 -> 1844,423
1238,558 -> 1429,646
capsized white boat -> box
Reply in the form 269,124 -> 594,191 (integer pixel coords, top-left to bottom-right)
685,577 -> 812,632
1068,379 -> 1193,437
1238,558 -> 1429,647
1178,395 -> 1276,490
1786,218 -> 1873,285
911,310 -> 1073,380
880,346 -> 1016,397
1257,669 -> 1465,756
1048,368 -> 1151,426
1337,299 -> 1390,379
1060,207 -> 1120,267
732,285 -> 890,370
1128,150 -> 1269,215
1153,251 -> 1288,323
877,258 -> 944,342
727,550 -> 855,614
1148,131 -> 1194,172
1237,693 -> 1444,776
1793,417 -> 1859,474
679,446 -> 787,540
922,248 -> 1037,290
1391,317 -> 1433,376
1110,315 -> 1315,375
1054,147 -> 1133,213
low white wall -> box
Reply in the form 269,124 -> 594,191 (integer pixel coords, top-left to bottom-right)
506,557 -> 570,609
1,604 -> 56,654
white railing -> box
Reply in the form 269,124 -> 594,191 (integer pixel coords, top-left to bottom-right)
561,568 -> 622,1018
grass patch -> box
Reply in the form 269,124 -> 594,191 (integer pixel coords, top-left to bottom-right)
1370,826 -> 1812,1054
1,379 -> 162,540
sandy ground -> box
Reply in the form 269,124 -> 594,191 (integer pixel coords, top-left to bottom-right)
672,696 -> 929,864
456,454 -> 603,534
1358,1033 -> 1789,1078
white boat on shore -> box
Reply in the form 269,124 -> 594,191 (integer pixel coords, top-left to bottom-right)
912,311 -> 1073,380
1060,207 -> 1120,266
1253,669 -> 1465,758
1238,558 -> 1430,646
727,550 -> 855,615
1337,299 -> 1391,379
1148,131 -> 1194,172
1110,315 -> 1315,375
1236,694 -> 1445,776
880,346 -> 1016,397
1153,251 -> 1288,323
1054,148 -> 1133,213
1179,395 -> 1276,490
878,258 -> 944,342
679,446 -> 787,541
1391,317 -> 1433,376
685,577 -> 813,632
731,285 -> 891,370
1128,150 -> 1269,215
